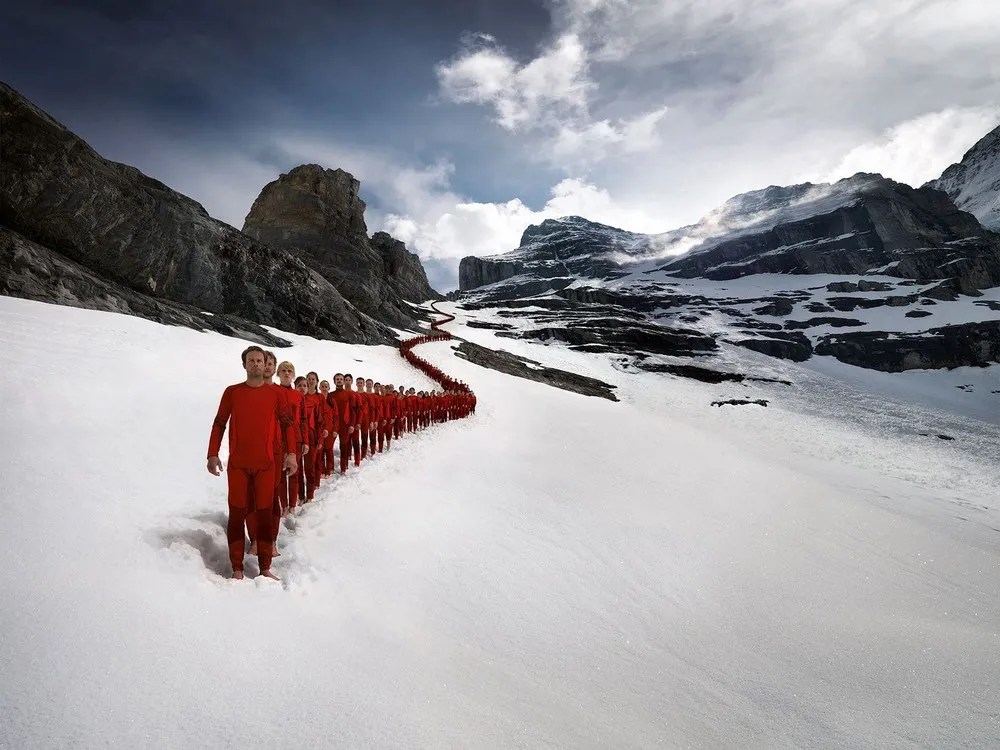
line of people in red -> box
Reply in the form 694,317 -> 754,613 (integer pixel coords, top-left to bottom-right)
205,322 -> 477,581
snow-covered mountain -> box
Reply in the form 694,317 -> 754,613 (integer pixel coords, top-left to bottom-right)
926,123 -> 1000,231
456,165 -> 1000,377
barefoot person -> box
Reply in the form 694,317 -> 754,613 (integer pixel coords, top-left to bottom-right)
247,351 -> 298,558
345,374 -> 363,467
277,362 -> 307,516
365,378 -> 381,454
293,376 -> 311,504
329,373 -> 359,474
207,346 -> 296,581
303,372 -> 328,501
319,380 -> 336,478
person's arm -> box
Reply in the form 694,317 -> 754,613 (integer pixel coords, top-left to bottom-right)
329,395 -> 340,434
207,386 -> 233,474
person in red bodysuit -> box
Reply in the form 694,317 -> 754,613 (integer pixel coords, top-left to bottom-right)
329,373 -> 359,473
345,374 -> 363,466
373,382 -> 387,452
318,380 -> 334,477
247,351 -> 298,558
365,378 -> 380,454
207,345 -> 296,580
356,377 -> 371,459
303,372 -> 328,500
277,362 -> 307,516
321,380 -> 340,478
293,376 -> 311,504
383,383 -> 395,449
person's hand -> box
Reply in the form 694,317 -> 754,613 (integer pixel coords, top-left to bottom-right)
207,457 -> 223,476
301,444 -> 310,456
284,453 -> 297,475
349,426 -> 354,433
322,429 -> 329,438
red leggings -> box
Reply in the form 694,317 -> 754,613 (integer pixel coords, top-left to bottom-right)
360,422 -> 371,458
369,427 -> 378,455
227,465 -> 275,573
322,433 -> 335,475
337,428 -> 353,473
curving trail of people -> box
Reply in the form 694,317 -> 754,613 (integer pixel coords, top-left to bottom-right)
398,301 -> 475,401
205,300 -> 476,580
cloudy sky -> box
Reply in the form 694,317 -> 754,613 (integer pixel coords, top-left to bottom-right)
4,0 -> 1000,290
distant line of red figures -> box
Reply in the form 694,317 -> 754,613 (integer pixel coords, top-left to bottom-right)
205,304 -> 477,580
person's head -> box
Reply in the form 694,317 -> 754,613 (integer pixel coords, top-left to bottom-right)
262,351 -> 278,380
306,371 -> 319,393
241,346 -> 266,377
344,373 -> 353,388
277,361 -> 295,387
356,378 -> 366,392
294,376 -> 308,395
334,373 -> 345,389
374,382 -> 382,395
365,378 -> 374,390
320,380 -> 330,395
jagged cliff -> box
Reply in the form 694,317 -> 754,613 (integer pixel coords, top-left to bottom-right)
242,165 -> 440,329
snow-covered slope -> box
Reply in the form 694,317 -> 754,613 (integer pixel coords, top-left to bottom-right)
3,295 -> 1000,748
927,123 -> 1000,231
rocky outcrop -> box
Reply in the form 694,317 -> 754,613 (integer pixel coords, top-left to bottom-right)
242,165 -> 438,328
1,226 -> 291,345
927,123 -> 1000,231
453,341 -> 618,401
815,320 -> 1000,371
370,231 -> 438,303
0,81 -> 392,344
458,255 -> 526,291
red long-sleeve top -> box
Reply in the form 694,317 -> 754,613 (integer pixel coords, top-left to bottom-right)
208,382 -> 297,470
329,388 -> 360,430
324,392 -> 340,434
280,385 -> 308,446
357,391 -> 371,425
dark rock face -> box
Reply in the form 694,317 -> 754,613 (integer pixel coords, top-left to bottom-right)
242,165 -> 439,329
458,256 -> 526,291
927,123 -> 1000,231
370,231 -> 438,303
815,320 -> 1000,371
0,81 -> 392,344
504,319 -> 718,359
732,334 -> 813,362
1,226 -> 291,346
453,341 -> 618,401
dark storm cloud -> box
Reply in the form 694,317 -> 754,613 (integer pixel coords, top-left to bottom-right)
1,0 -> 551,129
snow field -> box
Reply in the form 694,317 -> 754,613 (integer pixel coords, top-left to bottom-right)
1,294 -> 999,749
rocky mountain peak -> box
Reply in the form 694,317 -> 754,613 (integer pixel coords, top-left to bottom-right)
244,163 -> 369,247
241,163 -> 440,325
926,123 -> 1000,231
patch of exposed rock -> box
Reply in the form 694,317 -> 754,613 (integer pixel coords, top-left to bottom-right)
1,227 -> 291,346
453,341 -> 618,401
815,320 -> 1000,371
